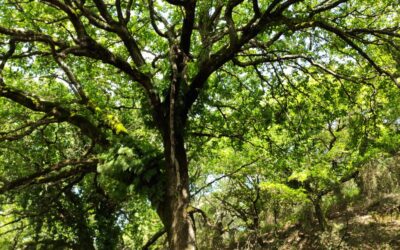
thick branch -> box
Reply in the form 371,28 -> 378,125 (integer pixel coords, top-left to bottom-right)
310,0 -> 348,17
0,26 -> 67,47
0,157 -> 98,194
165,0 -> 186,6
182,0 -> 305,119
0,85 -> 107,144
141,228 -> 167,250
315,20 -> 400,87
0,39 -> 16,71
180,0 -> 196,55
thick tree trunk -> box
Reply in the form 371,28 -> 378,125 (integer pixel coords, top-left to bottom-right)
76,232 -> 95,250
157,131 -> 196,249
153,45 -> 196,248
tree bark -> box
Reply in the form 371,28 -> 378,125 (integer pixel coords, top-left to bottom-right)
313,197 -> 326,231
156,130 -> 196,249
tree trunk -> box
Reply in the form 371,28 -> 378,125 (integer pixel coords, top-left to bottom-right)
313,197 -> 326,231
153,45 -> 196,248
76,231 -> 95,250
157,130 -> 196,249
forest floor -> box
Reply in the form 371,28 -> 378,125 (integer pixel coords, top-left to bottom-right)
276,194 -> 400,249
277,214 -> 400,249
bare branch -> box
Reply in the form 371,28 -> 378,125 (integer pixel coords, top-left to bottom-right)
148,0 -> 176,41
315,20 -> 400,87
142,228 -> 167,250
0,116 -> 58,142
51,51 -> 89,102
165,0 -> 186,6
192,158 -> 260,197
310,0 -> 348,17
0,39 -> 16,72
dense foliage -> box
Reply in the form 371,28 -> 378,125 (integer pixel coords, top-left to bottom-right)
0,0 -> 399,249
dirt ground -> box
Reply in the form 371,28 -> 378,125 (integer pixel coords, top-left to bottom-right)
278,209 -> 400,249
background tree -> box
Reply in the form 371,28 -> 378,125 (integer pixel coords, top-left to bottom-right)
0,0 -> 399,249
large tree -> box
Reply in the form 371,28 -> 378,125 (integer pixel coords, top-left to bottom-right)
0,0 -> 399,248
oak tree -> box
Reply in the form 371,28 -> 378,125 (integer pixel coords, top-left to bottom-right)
0,0 -> 399,248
